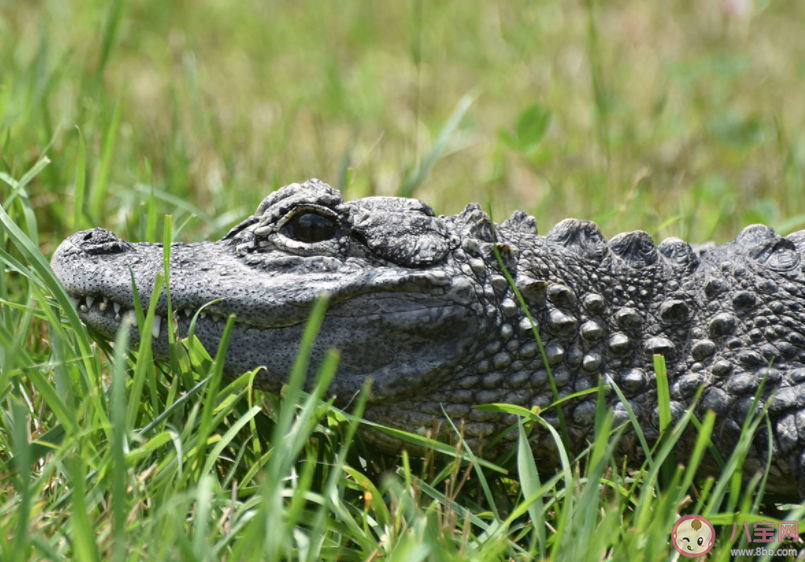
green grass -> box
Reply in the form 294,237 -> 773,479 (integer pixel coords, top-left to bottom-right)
3,0 -> 805,560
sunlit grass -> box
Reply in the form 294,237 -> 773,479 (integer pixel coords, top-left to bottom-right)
1,186 -> 803,559
3,0 -> 805,560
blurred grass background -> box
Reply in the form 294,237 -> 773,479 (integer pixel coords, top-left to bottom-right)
4,2 -> 805,559
3,0 -> 805,249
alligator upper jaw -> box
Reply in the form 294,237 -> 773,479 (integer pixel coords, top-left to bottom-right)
65,289 -> 464,342
51,228 -> 464,348
64,291 -> 229,340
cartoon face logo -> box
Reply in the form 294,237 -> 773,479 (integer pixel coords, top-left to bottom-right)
672,515 -> 715,558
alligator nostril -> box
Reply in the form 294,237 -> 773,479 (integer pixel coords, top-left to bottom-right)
74,228 -> 131,255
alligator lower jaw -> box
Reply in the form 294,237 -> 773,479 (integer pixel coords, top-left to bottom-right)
69,287 -> 477,402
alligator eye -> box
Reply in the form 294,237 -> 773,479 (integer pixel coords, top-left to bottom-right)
286,212 -> 337,243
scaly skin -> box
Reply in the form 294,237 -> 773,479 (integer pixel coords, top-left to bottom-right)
51,179 -> 805,496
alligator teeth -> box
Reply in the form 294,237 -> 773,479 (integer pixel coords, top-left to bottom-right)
131,314 -> 138,327
200,311 -> 207,319
113,302 -> 121,314
153,316 -> 162,338
86,296 -> 95,309
184,309 -> 192,317
115,314 -> 121,321
68,296 -> 79,309
80,303 -> 89,313
99,300 -> 107,312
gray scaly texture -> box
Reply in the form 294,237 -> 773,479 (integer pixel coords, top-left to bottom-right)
51,179 -> 805,496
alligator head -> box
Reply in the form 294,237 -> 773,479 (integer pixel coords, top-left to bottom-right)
51,179 -> 485,404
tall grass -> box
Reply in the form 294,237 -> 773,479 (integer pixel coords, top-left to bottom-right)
0,153 -> 802,561
2,0 -> 805,560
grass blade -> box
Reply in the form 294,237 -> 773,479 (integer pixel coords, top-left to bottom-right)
398,93 -> 475,198
10,401 -> 32,560
607,377 -> 654,470
73,126 -> 86,231
98,0 -> 124,74
193,313 -> 236,480
125,273 -> 164,430
90,100 -> 122,219
517,421 -> 546,558
110,317 -> 131,562
66,454 -> 100,562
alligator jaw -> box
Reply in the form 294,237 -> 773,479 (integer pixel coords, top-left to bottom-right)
69,287 -> 475,399
66,290 -> 241,338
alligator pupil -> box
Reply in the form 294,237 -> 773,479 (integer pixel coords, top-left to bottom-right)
291,212 -> 336,243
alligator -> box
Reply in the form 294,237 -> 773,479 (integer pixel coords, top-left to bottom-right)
51,179 -> 805,496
